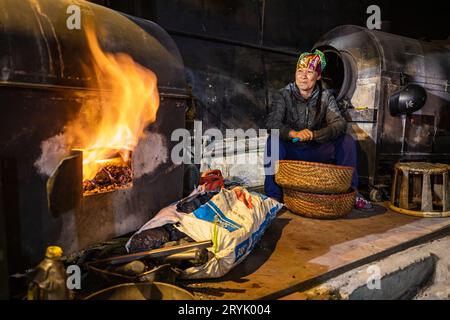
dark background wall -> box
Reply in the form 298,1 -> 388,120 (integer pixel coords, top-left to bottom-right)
90,0 -> 450,132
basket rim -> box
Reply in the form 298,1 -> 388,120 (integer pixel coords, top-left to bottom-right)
284,188 -> 356,199
277,160 -> 354,172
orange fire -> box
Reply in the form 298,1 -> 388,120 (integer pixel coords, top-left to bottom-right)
72,27 -> 160,181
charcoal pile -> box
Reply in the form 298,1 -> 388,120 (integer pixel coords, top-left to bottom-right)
176,190 -> 218,213
83,164 -> 132,195
128,224 -> 193,253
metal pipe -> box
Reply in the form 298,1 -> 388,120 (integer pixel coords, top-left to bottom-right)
166,28 -> 298,57
162,248 -> 209,265
0,81 -> 190,99
400,115 -> 407,155
88,240 -> 213,266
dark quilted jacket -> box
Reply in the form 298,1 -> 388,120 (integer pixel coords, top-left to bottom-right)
265,82 -> 347,144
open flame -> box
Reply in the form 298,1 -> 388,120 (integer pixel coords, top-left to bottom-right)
73,26 -> 160,183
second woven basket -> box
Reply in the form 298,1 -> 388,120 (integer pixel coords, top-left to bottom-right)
283,188 -> 356,219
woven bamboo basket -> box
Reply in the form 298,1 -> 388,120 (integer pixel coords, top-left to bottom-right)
275,160 -> 354,194
283,188 -> 356,219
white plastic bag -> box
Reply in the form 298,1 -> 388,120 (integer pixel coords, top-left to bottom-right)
126,186 -> 283,279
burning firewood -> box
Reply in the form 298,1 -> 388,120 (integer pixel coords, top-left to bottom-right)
83,163 -> 133,195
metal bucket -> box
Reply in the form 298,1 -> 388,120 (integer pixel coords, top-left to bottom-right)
84,282 -> 194,300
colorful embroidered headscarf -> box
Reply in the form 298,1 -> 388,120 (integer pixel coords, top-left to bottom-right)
296,49 -> 327,75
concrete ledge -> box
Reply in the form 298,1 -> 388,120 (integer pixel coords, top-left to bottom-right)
348,255 -> 436,299
292,237 -> 450,300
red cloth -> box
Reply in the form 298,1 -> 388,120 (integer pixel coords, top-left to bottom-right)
199,170 -> 224,191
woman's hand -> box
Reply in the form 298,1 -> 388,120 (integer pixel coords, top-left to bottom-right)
289,129 -> 314,141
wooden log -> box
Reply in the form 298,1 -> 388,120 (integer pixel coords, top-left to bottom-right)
421,173 -> 433,212
391,169 -> 398,206
443,172 -> 449,212
412,174 -> 422,204
399,170 -> 409,209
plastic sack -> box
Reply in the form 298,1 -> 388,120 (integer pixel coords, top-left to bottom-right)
126,186 -> 283,279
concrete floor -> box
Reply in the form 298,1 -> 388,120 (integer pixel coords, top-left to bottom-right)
179,203 -> 450,300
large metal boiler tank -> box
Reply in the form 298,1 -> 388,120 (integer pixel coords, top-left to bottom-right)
0,0 -> 187,274
313,25 -> 450,191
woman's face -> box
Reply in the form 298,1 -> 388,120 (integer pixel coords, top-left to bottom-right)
295,67 -> 321,92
